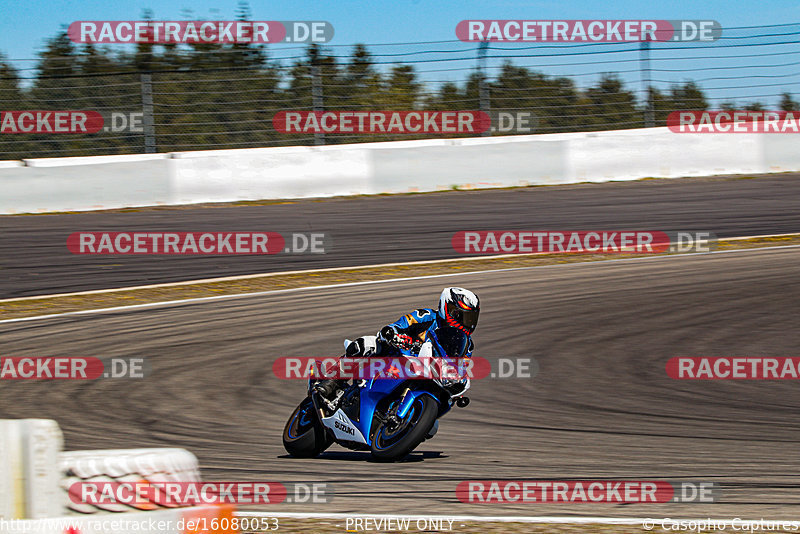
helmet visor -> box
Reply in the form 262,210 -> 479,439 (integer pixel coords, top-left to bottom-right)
446,302 -> 480,333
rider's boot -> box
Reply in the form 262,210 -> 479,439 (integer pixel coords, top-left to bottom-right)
314,336 -> 380,400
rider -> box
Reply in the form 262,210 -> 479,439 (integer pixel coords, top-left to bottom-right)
314,287 -> 480,400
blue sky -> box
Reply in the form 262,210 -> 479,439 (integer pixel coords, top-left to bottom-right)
2,0 -> 799,106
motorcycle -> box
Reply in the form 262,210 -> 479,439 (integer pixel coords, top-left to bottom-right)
282,327 -> 472,462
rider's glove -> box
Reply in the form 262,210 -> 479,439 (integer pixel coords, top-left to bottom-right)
380,326 -> 414,350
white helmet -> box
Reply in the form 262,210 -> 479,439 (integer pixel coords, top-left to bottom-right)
437,287 -> 480,334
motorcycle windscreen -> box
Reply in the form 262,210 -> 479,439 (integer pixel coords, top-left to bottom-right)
433,326 -> 469,358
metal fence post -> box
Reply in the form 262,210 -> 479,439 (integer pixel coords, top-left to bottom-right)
311,60 -> 325,146
639,40 -> 654,128
140,73 -> 156,153
478,41 -> 491,136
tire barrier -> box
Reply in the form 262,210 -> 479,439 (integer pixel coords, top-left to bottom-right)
59,449 -> 201,514
0,420 -> 235,534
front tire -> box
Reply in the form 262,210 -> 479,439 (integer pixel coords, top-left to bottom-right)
283,397 -> 332,458
371,395 -> 438,462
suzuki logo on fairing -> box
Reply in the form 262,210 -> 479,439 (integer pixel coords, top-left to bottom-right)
335,420 -> 355,435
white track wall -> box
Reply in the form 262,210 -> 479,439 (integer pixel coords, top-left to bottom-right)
0,127 -> 797,214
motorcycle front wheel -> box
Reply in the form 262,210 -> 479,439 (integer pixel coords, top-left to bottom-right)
370,395 -> 438,462
283,396 -> 332,458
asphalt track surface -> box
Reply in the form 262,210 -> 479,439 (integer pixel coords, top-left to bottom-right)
1,174 -> 800,299
1,247 -> 799,517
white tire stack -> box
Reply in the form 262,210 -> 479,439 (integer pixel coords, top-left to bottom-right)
59,449 -> 200,514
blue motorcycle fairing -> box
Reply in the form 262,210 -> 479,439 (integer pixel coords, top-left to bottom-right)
357,374 -> 410,442
396,389 -> 438,419
309,344 -> 456,447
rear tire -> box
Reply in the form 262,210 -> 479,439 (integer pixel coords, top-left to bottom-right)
370,395 -> 438,462
283,397 -> 332,458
